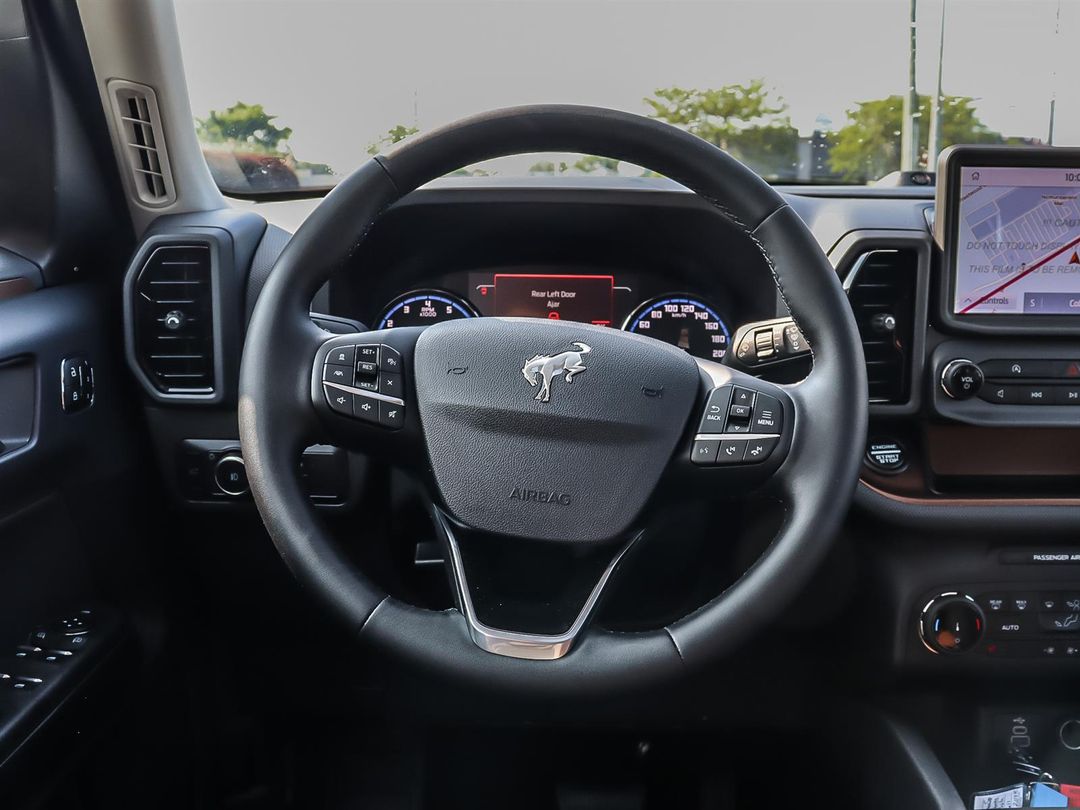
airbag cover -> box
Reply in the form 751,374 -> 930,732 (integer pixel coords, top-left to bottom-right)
414,318 -> 700,542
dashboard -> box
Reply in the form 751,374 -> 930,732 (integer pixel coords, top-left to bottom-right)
370,272 -> 731,361
322,188 -> 786,367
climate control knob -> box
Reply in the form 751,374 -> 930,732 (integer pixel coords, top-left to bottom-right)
919,592 -> 984,654
940,359 -> 983,400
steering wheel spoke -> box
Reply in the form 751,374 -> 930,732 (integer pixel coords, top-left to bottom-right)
432,508 -> 641,661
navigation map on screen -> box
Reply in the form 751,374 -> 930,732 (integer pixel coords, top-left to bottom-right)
953,166 -> 1080,315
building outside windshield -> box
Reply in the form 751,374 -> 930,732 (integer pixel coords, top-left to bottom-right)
173,0 -> 1079,195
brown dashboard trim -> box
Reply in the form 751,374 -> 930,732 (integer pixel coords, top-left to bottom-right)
859,479 -> 1080,507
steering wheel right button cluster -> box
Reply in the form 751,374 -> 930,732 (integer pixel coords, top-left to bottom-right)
691,384 -> 784,466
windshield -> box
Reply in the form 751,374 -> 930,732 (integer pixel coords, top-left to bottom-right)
174,0 -> 1078,194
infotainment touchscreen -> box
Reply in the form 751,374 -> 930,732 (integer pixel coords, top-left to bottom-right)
953,166 -> 1080,315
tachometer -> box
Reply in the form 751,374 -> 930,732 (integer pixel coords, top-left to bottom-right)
376,289 -> 478,329
623,295 -> 730,360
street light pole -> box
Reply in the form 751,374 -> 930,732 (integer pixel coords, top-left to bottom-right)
927,0 -> 947,166
900,0 -> 920,171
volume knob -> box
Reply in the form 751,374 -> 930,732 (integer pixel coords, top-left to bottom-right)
940,359 -> 983,400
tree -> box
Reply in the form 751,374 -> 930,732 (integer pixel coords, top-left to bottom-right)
195,102 -> 292,153
644,80 -> 800,179
829,94 -> 1004,181
367,124 -> 419,156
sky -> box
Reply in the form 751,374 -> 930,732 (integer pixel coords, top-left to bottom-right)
173,0 -> 1079,179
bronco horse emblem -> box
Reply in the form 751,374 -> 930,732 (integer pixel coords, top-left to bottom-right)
521,342 -> 591,403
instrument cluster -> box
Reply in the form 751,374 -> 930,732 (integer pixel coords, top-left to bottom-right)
372,270 -> 732,361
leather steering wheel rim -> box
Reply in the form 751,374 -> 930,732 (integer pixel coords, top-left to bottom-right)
239,105 -> 867,700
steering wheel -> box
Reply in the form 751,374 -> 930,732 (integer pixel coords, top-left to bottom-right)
239,106 -> 866,699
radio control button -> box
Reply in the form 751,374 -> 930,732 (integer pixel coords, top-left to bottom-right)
979,383 -> 1019,404
1056,386 -> 1080,405
1018,385 -> 1053,405
941,359 -> 983,399
353,395 -> 379,424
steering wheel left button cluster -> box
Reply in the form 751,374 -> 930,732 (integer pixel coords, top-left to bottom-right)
322,343 -> 406,429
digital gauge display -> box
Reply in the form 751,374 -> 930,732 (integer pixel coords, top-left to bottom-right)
376,290 -> 477,329
623,295 -> 730,360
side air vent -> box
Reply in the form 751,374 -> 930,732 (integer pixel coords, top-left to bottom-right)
108,79 -> 176,206
133,244 -> 215,396
844,249 -> 918,405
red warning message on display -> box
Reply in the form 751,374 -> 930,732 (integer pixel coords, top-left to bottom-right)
492,274 -> 614,326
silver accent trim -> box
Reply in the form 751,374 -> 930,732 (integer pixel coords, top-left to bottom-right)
323,380 -> 405,407
693,432 -> 782,442
437,511 -> 641,661
842,248 -> 899,292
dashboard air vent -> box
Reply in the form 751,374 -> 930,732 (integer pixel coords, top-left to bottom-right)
844,249 -> 917,405
133,245 -> 215,395
108,80 -> 176,206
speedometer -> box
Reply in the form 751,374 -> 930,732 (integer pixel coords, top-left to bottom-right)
376,289 -> 478,329
623,295 -> 730,360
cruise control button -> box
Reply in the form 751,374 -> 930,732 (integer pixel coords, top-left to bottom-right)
716,439 -> 747,464
697,387 -> 732,433
327,345 -> 355,367
378,372 -> 403,397
379,345 -> 403,373
691,439 -> 720,465
353,395 -> 379,423
322,364 -> 354,385
379,400 -> 405,429
751,393 -> 783,434
743,437 -> 777,463
356,360 -> 379,378
324,385 -> 353,416
356,344 -> 379,364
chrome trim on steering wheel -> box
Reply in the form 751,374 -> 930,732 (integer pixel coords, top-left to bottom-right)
437,511 -> 641,661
